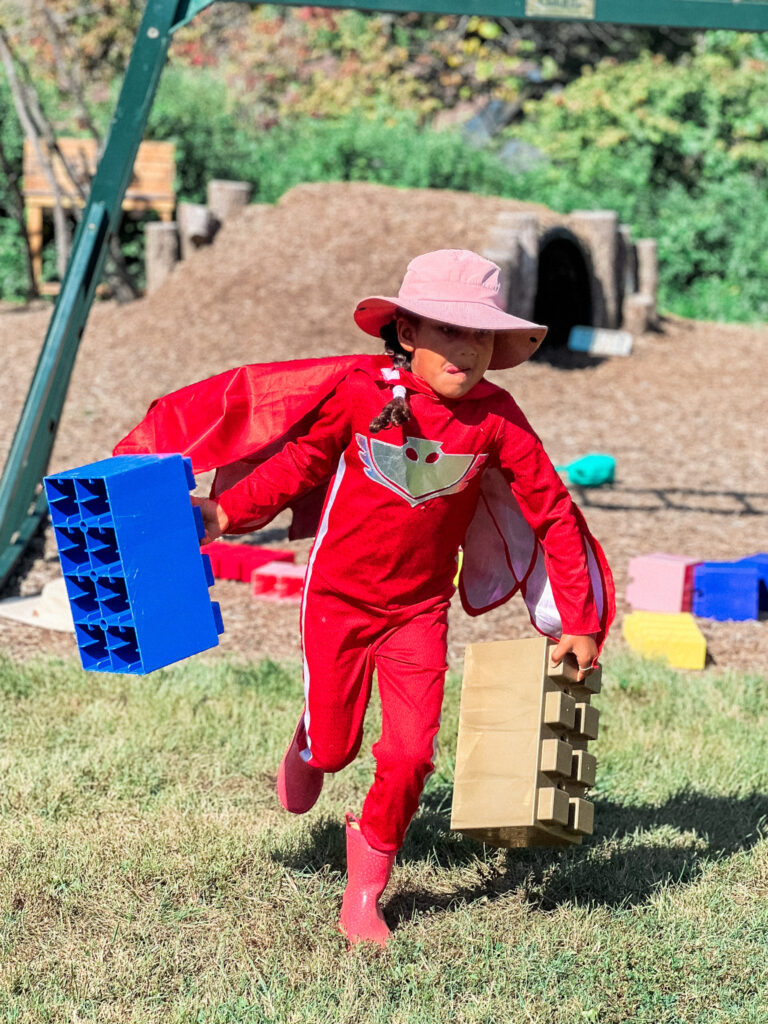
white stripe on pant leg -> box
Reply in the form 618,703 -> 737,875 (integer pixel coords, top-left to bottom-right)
299,452 -> 347,763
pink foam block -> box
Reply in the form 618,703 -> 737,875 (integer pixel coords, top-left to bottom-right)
201,541 -> 294,581
626,553 -> 701,613
251,561 -> 306,602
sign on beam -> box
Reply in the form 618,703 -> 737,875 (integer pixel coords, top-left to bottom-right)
526,1 -> 596,17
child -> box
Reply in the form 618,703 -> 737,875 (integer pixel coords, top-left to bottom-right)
116,249 -> 614,948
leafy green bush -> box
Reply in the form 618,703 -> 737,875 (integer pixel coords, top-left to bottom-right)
511,49 -> 768,188
146,67 -> 251,202
236,113 -> 514,201
145,73 -> 514,203
651,175 -> 768,321
505,47 -> 768,322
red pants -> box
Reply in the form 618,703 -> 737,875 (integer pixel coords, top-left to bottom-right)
300,585 -> 449,853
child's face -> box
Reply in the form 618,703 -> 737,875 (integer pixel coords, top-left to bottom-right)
397,315 -> 495,399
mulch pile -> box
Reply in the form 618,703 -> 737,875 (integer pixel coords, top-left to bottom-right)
1,182 -> 766,674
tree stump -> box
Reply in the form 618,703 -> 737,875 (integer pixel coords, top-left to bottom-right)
206,179 -> 252,224
145,221 -> 179,295
636,238 -> 659,327
177,203 -> 219,261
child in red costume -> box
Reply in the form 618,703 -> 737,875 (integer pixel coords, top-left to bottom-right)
188,249 -> 614,947
116,249 -> 614,947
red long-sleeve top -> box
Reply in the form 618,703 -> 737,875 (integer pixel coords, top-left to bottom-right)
216,364 -> 600,633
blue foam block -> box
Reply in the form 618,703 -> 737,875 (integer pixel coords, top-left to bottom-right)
691,561 -> 760,621
736,553 -> 768,612
44,454 -> 224,674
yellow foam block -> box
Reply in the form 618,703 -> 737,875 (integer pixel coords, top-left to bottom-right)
623,611 -> 706,670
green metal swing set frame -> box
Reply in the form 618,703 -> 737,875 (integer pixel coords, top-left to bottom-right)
1,0 -> 766,590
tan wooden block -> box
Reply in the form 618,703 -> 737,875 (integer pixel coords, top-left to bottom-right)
573,702 -> 600,740
568,797 -> 595,835
451,639 -> 546,832
571,749 -> 597,787
571,671 -> 602,697
536,786 -> 570,826
543,690 -> 576,729
452,637 -> 598,847
545,649 -> 579,683
540,738 -> 573,777
458,826 -> 578,849
546,647 -> 602,693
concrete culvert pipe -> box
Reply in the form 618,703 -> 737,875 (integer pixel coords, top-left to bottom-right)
533,230 -> 593,352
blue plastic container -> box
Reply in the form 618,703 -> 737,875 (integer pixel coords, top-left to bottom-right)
44,454 -> 223,674
691,561 -> 760,621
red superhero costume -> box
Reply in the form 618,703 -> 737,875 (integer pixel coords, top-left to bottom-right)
115,354 -> 614,854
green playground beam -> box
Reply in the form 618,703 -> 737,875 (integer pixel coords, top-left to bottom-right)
321,0 -> 768,32
2,0 -> 767,591
178,0 -> 768,32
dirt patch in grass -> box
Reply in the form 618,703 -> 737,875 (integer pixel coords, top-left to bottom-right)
1,182 -> 766,674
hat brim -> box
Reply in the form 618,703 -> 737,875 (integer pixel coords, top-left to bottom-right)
354,296 -> 548,370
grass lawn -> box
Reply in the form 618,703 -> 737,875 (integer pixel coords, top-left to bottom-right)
1,649 -> 767,1023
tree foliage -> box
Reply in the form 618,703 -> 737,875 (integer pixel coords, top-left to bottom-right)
504,39 -> 768,320
166,6 -> 694,129
511,47 -> 768,190
24,0 -> 143,79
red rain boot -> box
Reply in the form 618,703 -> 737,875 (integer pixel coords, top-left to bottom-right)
276,715 -> 324,814
338,814 -> 396,947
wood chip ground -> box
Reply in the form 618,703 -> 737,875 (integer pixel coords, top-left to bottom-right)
1,183 -> 766,675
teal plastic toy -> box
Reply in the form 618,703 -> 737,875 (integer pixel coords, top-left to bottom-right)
555,454 -> 616,487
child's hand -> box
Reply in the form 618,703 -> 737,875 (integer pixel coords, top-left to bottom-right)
550,634 -> 599,682
191,495 -> 229,544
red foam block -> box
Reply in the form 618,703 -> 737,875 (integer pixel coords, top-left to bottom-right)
251,561 -> 306,602
201,541 -> 294,581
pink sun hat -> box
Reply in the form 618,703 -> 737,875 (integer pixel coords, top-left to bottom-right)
354,248 -> 548,370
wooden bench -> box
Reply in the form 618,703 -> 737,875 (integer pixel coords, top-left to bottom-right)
22,137 -> 176,294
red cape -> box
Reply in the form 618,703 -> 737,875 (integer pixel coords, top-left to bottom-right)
115,355 -> 384,537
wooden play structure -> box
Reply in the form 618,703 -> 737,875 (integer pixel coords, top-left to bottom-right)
22,137 -> 175,294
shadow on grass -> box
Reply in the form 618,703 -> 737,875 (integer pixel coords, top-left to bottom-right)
387,784 -> 768,920
274,816 -> 347,874
273,784 -> 768,921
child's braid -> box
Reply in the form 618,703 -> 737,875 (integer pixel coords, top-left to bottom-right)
369,320 -> 413,434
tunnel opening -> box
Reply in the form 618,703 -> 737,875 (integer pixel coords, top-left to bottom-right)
532,230 -> 593,358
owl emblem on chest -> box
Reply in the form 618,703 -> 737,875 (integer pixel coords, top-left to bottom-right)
356,432 -> 487,506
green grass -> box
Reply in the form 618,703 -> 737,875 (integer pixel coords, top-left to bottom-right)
1,651 -> 767,1022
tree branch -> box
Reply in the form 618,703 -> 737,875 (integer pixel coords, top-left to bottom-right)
0,24 -> 72,279
1,15 -> 139,299
35,0 -> 102,145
